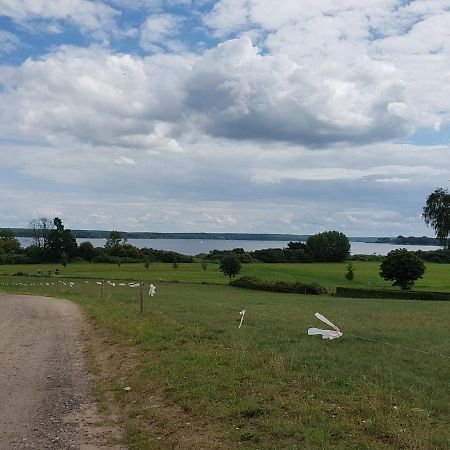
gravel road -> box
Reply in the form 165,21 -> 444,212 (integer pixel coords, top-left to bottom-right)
0,294 -> 124,449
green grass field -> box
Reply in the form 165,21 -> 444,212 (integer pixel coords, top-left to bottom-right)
0,260 -> 449,291
0,271 -> 449,449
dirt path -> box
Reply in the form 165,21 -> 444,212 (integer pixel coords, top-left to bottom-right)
0,294 -> 124,450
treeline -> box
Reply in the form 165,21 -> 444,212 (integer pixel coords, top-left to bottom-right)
375,235 -> 441,246
199,231 -> 351,263
10,228 -> 310,241
0,219 -> 193,265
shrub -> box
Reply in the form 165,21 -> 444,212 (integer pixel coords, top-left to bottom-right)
231,276 -> 327,295
335,287 -> 450,301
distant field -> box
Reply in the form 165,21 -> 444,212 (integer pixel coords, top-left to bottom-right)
0,276 -> 449,449
0,261 -> 449,292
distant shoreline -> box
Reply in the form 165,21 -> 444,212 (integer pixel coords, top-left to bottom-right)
9,228 -> 439,244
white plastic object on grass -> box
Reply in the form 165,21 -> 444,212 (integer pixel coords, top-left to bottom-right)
129,282 -> 140,288
308,312 -> 342,340
239,309 -> 246,329
148,284 -> 156,296
96,281 -> 102,285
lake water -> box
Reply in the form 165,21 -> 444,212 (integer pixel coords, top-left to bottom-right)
18,237 -> 442,256
79,238 -> 441,256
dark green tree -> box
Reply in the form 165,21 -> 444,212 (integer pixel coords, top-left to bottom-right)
105,230 -> 126,255
47,217 -> 78,262
0,228 -> 21,255
219,254 -> 242,283
306,231 -> 350,262
379,249 -> 425,290
423,188 -> 450,249
201,260 -> 208,271
78,241 -> 96,263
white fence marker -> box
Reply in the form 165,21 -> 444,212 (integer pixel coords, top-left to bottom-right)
239,309 -> 246,329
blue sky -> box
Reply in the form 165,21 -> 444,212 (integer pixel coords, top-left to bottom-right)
0,0 -> 449,235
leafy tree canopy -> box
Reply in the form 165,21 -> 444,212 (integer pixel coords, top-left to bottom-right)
379,248 -> 425,290
306,231 -> 350,262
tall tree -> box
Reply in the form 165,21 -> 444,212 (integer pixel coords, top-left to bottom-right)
422,188 -> 450,249
105,230 -> 126,255
47,217 -> 78,262
30,217 -> 54,251
306,231 -> 350,262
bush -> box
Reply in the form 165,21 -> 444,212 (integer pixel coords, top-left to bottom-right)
415,249 -> 450,263
231,276 -> 327,295
335,287 -> 450,301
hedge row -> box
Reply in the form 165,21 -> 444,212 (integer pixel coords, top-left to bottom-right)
335,287 -> 450,301
231,276 -> 327,295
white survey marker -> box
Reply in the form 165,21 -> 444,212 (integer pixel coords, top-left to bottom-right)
308,312 -> 343,340
148,283 -> 156,296
239,309 -> 246,329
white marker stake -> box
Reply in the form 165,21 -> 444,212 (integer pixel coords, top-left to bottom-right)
148,284 -> 156,296
239,309 -> 246,329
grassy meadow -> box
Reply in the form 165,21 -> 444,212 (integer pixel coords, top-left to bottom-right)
0,260 -> 449,291
0,265 -> 449,449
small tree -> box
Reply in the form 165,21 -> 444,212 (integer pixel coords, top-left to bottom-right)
201,260 -> 208,271
219,254 -> 241,283
379,249 -> 425,290
144,258 -> 150,270
345,263 -> 354,282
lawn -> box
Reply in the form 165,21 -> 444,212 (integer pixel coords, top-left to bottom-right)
0,260 -> 449,292
1,274 -> 449,449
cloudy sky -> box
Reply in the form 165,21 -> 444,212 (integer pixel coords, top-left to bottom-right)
0,0 -> 449,235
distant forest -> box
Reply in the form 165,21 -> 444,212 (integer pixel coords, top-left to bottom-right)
10,229 -> 380,242
375,236 -> 441,246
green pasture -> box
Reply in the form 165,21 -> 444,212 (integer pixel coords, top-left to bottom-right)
0,260 -> 449,292
0,275 -> 449,449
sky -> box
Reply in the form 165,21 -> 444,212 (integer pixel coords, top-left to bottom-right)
0,0 -> 449,236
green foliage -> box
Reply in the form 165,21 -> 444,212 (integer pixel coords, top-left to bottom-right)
47,218 -> 78,262
423,188 -> 450,248
250,247 -> 311,263
201,260 -> 208,271
415,248 -> 450,263
231,276 -> 327,295
344,263 -> 354,281
61,251 -> 68,267
380,249 -> 426,290
104,230 -> 126,253
219,254 -> 241,282
78,241 -> 96,262
306,231 -> 350,262
335,286 -> 450,301
0,228 -> 21,258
